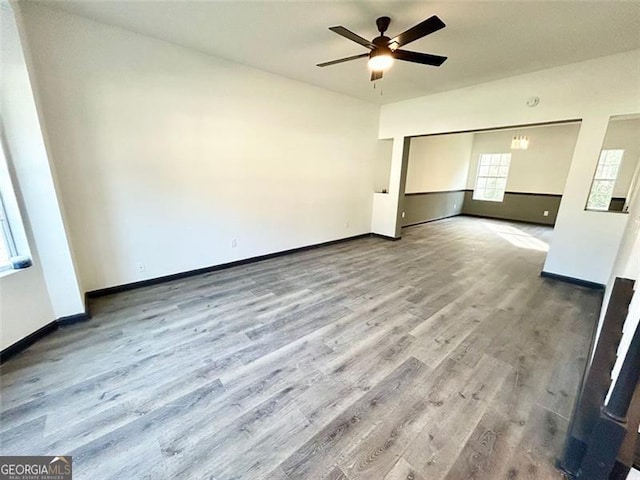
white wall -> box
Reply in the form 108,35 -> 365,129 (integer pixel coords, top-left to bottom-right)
406,133 -> 473,193
1,2 -> 84,350
405,122 -> 580,197
18,3 -> 380,292
371,193 -> 397,237
0,264 -> 53,351
378,50 -> 640,284
466,123 -> 580,194
373,139 -> 393,193
371,137 -> 407,238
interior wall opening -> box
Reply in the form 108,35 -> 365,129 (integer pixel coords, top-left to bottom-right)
400,120 -> 583,230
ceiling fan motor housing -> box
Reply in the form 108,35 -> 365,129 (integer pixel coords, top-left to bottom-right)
371,36 -> 393,58
376,16 -> 391,34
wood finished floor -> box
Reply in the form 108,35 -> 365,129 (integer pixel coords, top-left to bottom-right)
0,217 -> 602,480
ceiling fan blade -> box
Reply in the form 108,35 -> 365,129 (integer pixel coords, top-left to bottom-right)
329,26 -> 375,49
371,70 -> 383,82
317,53 -> 369,68
389,15 -> 446,49
393,49 -> 447,66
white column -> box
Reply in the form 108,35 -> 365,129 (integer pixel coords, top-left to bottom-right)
543,114 -> 629,284
3,3 -> 84,318
371,136 -> 410,238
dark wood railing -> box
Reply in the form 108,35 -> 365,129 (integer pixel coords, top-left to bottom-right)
558,277 -> 638,480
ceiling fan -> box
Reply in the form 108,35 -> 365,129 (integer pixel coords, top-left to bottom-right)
317,15 -> 447,81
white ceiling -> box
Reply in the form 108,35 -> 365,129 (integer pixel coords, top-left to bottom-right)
35,0 -> 640,104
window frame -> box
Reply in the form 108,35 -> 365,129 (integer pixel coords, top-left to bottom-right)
586,149 -> 624,211
0,144 -> 27,273
472,153 -> 512,203
0,193 -> 17,272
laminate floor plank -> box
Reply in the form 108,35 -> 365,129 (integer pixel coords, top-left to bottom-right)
323,465 -> 352,480
443,407 -> 523,480
279,357 -> 429,480
0,217 -> 601,480
401,354 -> 513,479
537,331 -> 590,420
383,458 -> 426,480
500,405 -> 569,480
337,357 -> 472,480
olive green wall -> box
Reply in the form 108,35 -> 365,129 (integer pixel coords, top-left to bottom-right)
402,190 -> 562,227
401,191 -> 465,226
462,191 -> 562,225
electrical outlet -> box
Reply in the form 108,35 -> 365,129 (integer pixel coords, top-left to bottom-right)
231,239 -> 237,248
345,220 -> 350,228
136,263 -> 145,272
402,211 -> 406,218
454,203 -> 457,209
543,210 -> 549,217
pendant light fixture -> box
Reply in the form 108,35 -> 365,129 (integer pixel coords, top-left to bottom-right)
511,135 -> 529,150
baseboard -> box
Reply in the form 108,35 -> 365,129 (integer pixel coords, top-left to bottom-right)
460,213 -> 555,227
371,233 -> 401,241
0,321 -> 58,364
1,309 -> 91,364
540,271 -> 605,290
403,212 -> 461,228
2,233 -> 376,363
5,230 -> 596,364
57,312 -> 91,326
87,233 -> 372,298
405,189 -> 467,196
495,190 -> 562,198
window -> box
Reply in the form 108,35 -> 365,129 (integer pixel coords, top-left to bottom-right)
587,149 -> 624,211
0,145 -> 27,273
0,195 -> 17,271
473,153 -> 511,202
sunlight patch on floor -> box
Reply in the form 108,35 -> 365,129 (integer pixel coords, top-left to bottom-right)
483,222 -> 550,252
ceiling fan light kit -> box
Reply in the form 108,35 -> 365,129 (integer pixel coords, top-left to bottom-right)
368,48 -> 394,71
317,14 -> 448,81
